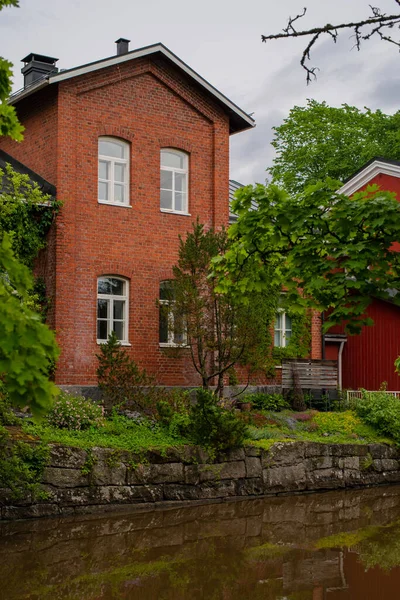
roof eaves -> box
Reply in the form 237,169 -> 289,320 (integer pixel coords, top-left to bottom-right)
339,157 -> 400,196
10,43 -> 255,134
0,150 -> 56,196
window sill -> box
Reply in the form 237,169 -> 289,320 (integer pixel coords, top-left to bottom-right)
159,343 -> 189,349
98,201 -> 132,208
97,340 -> 131,346
160,209 -> 191,217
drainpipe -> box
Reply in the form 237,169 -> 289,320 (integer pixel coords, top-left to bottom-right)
321,312 -> 325,359
338,340 -> 346,390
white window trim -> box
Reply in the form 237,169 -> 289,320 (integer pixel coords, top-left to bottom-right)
274,309 -> 292,348
98,137 -> 130,207
159,283 -> 187,347
97,276 -> 129,344
160,149 -> 189,215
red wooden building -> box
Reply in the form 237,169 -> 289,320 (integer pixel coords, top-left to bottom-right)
324,158 -> 400,391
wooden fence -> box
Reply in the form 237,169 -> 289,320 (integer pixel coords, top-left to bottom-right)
282,359 -> 338,390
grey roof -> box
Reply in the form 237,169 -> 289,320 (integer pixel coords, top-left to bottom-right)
10,43 -> 255,135
0,150 -> 56,196
229,179 -> 244,223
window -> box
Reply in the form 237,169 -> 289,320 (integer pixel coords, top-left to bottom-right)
97,277 -> 128,343
160,149 -> 188,214
98,138 -> 129,205
159,281 -> 186,346
274,311 -> 292,347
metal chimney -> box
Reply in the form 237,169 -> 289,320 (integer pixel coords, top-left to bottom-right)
115,38 -> 130,56
21,53 -> 59,88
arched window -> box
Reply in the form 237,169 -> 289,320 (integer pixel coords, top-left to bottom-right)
98,138 -> 129,205
160,149 -> 188,214
159,281 -> 186,346
97,277 -> 129,343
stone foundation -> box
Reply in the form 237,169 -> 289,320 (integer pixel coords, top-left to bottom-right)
2,441 -> 400,520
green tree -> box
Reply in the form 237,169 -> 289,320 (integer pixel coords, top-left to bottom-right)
171,221 -> 277,396
216,180 -> 400,335
0,233 -> 59,417
269,100 -> 400,195
0,0 -> 24,140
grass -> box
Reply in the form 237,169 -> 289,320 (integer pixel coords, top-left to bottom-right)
244,409 -> 394,448
22,414 -> 189,453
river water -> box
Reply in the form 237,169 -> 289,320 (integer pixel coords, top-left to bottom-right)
2,485 -> 400,599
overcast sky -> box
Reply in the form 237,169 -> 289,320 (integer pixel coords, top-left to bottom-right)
2,0 -> 400,184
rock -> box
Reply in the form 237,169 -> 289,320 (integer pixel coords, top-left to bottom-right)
245,457 -> 262,478
127,462 -> 184,485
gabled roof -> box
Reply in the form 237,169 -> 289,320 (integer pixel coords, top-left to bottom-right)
9,43 -> 255,135
0,150 -> 56,196
339,157 -> 400,196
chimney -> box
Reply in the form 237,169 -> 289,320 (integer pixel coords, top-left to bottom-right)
21,53 -> 59,88
115,38 -> 130,56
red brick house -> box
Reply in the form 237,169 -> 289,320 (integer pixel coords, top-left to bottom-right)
325,158 -> 400,391
0,40 -> 256,387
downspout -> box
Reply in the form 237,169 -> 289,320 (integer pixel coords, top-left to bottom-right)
321,312 -> 325,359
338,340 -> 346,390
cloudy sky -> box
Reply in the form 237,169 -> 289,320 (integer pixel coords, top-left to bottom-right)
2,0 -> 400,184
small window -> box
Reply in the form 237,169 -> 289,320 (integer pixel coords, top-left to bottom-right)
97,277 -> 128,343
160,149 -> 188,214
98,138 -> 129,205
274,311 -> 292,348
159,281 -> 186,346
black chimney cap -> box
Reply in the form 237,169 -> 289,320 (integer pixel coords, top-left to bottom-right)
21,53 -> 59,65
115,38 -> 130,45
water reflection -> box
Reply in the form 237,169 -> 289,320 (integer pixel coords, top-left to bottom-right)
2,485 -> 400,599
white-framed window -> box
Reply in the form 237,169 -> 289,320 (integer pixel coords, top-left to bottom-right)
160,149 -> 188,214
274,311 -> 292,348
97,277 -> 129,343
159,281 -> 186,346
98,138 -> 129,206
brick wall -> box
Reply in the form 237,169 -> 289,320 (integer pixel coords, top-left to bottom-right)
1,56 -> 230,385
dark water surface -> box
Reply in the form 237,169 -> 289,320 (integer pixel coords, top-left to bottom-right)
2,486 -> 400,599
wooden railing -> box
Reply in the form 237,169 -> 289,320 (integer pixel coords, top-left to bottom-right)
282,359 -> 338,390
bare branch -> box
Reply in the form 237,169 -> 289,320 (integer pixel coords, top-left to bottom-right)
262,1 -> 400,82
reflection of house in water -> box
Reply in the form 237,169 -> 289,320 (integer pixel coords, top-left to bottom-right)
283,550 -> 348,597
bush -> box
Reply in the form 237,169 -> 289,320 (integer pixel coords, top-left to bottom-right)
97,332 -> 162,415
0,383 -> 19,426
355,391 -> 400,444
46,391 -> 104,431
245,392 -> 288,412
186,389 -> 246,452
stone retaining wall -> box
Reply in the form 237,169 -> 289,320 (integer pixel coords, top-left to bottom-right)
2,441 -> 400,520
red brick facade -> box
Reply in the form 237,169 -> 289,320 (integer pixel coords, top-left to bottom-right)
1,50 -> 250,385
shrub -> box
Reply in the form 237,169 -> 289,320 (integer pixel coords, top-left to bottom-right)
97,332 -> 161,414
0,383 -> 19,426
245,392 -> 288,412
186,389 -> 246,452
356,391 -> 400,444
46,391 -> 103,431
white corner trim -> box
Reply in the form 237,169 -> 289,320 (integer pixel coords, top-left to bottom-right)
339,160 -> 400,196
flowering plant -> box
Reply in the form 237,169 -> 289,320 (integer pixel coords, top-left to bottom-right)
46,391 -> 104,430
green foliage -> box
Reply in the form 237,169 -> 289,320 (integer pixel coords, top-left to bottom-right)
0,382 -> 18,425
0,164 -> 61,268
172,220 -> 278,395
0,431 -> 49,500
395,356 -> 400,375
184,388 -> 246,452
356,390 -> 400,444
0,2 -> 24,141
0,233 -> 59,416
269,100 -> 400,195
217,180 -> 400,334
96,331 -> 159,414
23,413 -> 186,453
46,390 -> 104,431
245,392 -> 288,412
